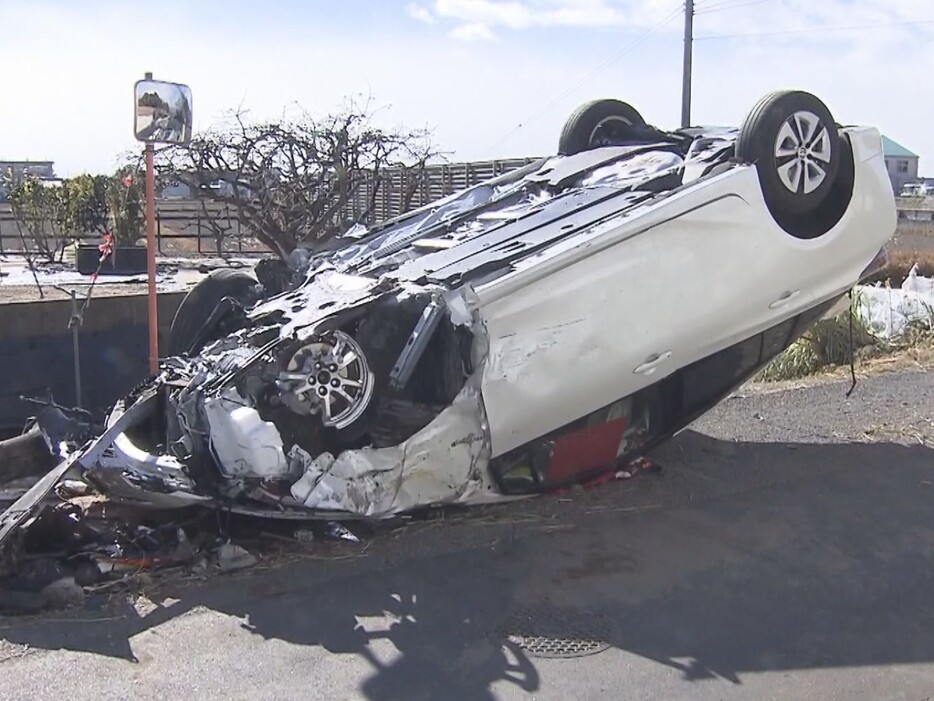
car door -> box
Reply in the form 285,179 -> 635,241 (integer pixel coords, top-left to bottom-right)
473,174 -> 815,458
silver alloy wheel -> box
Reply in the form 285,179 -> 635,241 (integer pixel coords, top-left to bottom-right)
774,110 -> 833,195
278,330 -> 374,429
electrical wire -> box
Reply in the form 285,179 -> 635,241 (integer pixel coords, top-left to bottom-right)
846,289 -> 858,398
484,2 -> 684,153
483,4 -> 932,151
694,0 -> 775,15
696,17 -> 934,40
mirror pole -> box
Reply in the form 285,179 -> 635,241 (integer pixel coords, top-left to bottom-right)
145,141 -> 158,375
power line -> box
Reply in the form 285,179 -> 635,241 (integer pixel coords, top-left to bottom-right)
694,0 -> 775,15
696,17 -> 934,40
485,2 -> 684,153
695,0 -> 771,11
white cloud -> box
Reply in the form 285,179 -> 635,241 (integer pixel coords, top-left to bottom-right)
405,3 -> 436,23
448,22 -> 498,41
436,0 -> 533,29
420,0 -> 934,34
429,0 -> 679,30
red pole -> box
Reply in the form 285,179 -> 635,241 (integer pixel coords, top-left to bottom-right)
145,143 -> 158,374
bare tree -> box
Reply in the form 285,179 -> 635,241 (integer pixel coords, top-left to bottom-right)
156,96 -> 444,260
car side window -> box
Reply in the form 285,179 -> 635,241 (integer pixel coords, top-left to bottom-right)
761,317 -> 798,363
681,335 -> 763,415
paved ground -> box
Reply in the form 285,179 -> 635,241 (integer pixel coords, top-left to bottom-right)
1,369 -> 934,700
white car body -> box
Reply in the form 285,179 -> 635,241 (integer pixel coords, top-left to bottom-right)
2,95 -> 895,529
475,125 -> 893,455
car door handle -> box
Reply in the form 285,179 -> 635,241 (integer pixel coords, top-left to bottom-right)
769,289 -> 801,309
634,351 -> 672,375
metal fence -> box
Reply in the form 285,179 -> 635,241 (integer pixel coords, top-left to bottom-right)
0,157 -> 540,257
0,203 -> 266,257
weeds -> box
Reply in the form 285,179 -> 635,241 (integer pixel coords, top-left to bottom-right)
862,248 -> 934,287
758,250 -> 934,383
756,301 -> 879,382
757,317 -> 934,382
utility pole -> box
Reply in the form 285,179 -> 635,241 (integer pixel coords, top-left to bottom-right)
681,0 -> 694,128
144,71 -> 158,375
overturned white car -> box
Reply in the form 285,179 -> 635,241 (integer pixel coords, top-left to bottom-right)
17,90 -> 900,522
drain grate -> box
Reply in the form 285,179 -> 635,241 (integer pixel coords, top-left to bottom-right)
494,603 -> 612,659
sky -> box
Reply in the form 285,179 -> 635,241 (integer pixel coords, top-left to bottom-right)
1,0 -> 932,177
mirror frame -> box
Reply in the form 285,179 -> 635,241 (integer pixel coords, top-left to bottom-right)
133,78 -> 193,145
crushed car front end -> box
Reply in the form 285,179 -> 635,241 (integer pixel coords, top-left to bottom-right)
91,266 -> 511,518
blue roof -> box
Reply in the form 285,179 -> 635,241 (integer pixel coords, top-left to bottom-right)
882,135 -> 918,159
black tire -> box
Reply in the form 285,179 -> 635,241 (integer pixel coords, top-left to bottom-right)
736,90 -> 841,217
558,99 -> 646,155
168,269 -> 259,356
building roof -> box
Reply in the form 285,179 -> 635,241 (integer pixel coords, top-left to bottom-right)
881,136 -> 919,159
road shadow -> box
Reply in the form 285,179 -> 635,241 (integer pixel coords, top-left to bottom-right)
3,430 -> 934,699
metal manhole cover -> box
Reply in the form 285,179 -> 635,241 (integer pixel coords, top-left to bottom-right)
494,604 -> 612,659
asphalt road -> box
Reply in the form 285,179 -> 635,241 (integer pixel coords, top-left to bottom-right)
2,369 -> 934,700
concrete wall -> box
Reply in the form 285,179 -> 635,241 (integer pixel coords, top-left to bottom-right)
0,292 -> 185,431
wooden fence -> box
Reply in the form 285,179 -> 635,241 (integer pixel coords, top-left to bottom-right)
338,157 -> 541,222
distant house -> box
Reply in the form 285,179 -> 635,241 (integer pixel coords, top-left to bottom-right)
0,160 -> 55,180
881,136 -> 920,194
0,160 -> 56,201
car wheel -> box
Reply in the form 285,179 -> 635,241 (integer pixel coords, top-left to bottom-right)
168,268 -> 259,356
736,90 -> 842,217
558,99 -> 647,155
